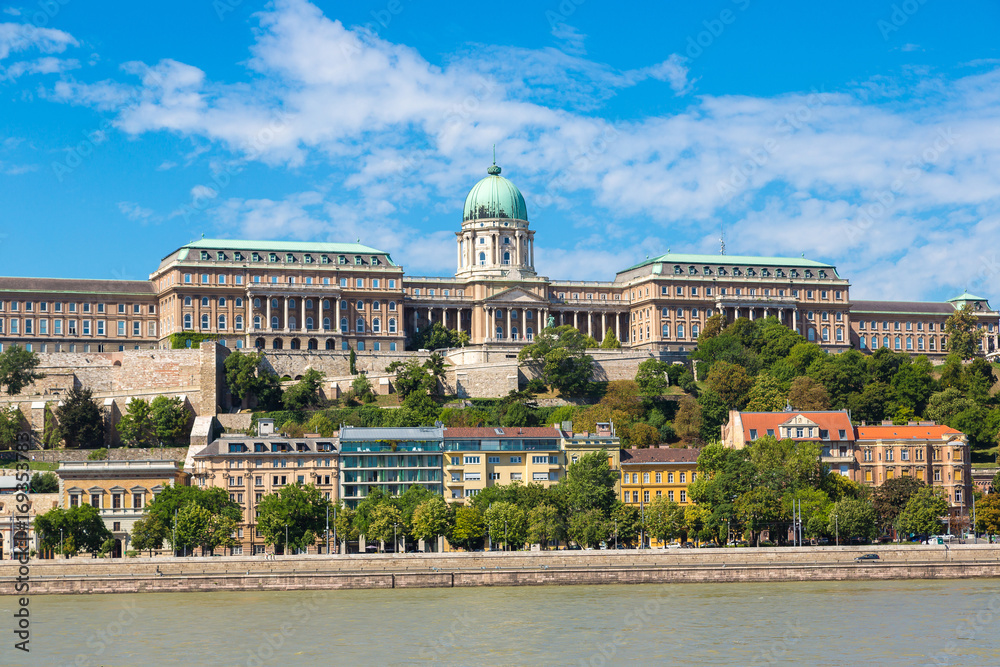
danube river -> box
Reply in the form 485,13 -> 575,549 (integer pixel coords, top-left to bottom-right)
10,579 -> 1000,666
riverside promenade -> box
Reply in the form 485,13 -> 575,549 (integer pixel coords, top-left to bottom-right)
5,544 -> 1000,595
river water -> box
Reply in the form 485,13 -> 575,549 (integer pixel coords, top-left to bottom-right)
7,579 -> 1000,666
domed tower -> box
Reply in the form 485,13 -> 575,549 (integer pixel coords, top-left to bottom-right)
456,162 -> 536,279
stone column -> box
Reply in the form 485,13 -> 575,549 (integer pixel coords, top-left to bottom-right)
601,312 -> 607,341
505,308 -> 511,341
587,312 -> 592,338
335,298 -> 341,333
283,298 -> 289,332
301,297 -> 306,332
792,309 -> 798,332
441,308 -> 447,328
266,297 -> 272,332
573,311 -> 578,330
486,307 -> 492,341
529,236 -> 534,268
456,239 -> 461,270
764,307 -> 769,319
318,297 -> 324,331
615,313 -> 620,342
735,307 -> 740,319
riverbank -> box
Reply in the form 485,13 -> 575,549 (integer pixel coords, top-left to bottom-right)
6,544 -> 1000,595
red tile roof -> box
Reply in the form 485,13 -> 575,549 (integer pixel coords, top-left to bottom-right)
443,427 -> 561,439
736,411 -> 854,441
855,425 -> 963,440
620,448 -> 700,464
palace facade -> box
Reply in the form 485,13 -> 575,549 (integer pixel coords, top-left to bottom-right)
0,162 -> 997,357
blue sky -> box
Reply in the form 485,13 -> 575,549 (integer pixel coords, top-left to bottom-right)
1,0 -> 999,301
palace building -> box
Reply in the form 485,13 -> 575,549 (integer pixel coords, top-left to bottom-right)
0,162 -> 997,358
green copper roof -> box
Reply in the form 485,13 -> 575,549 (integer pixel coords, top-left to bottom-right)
947,291 -> 988,302
619,251 -> 835,274
165,238 -> 396,265
463,164 -> 528,223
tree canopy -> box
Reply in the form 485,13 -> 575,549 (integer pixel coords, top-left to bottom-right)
0,344 -> 44,396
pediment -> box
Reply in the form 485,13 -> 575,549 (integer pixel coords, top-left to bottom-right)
486,288 -> 547,304
780,414 -> 818,428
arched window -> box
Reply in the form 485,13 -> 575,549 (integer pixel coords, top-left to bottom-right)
288,299 -> 296,309
894,336 -> 901,350
662,307 -> 669,317
372,318 -> 381,333
235,298 -> 243,307
496,326 -> 503,338
677,324 -> 684,339
526,327 -> 533,340
290,338 -> 300,350
271,316 -> 279,329
271,299 -> 279,309
340,300 -> 349,311
218,297 -> 226,306
340,317 -> 348,333
511,326 -> 519,339
662,324 -> 670,338
288,316 -> 297,329
272,339 -> 283,349
356,318 -> 365,333
305,299 -> 313,309
860,336 -> 867,349
218,314 -> 227,330
526,311 -> 533,320
184,314 -> 192,329
202,297 -> 210,307
325,339 -> 335,350
253,316 -> 261,330
906,337 -> 913,350
254,298 -> 261,308
323,317 -> 331,330
503,251 -> 511,265
511,310 -> 518,320
676,308 -> 683,317
388,301 -> 396,311
479,252 -> 486,265
235,316 -> 244,331
308,339 -> 318,350
918,337 -> 924,350
807,328 -> 815,341
372,301 -> 380,310
201,314 -> 210,329
692,324 -> 700,338
389,318 -> 397,333
322,299 -> 330,309
883,336 -> 890,348
822,328 -> 829,341
184,296 -> 192,306
306,317 -> 314,330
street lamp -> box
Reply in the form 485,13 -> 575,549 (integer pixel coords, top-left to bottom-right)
325,504 -> 330,556
333,506 -> 338,555
504,520 -> 508,552
393,523 -> 398,553
60,528 -> 63,558
285,524 -> 288,556
834,513 -> 839,547
614,519 -> 618,550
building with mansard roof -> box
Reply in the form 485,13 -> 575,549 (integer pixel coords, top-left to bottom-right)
0,162 -> 996,358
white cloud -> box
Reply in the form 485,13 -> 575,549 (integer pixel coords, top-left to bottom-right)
48,0 -> 1000,299
117,201 -> 154,222
0,22 -> 76,60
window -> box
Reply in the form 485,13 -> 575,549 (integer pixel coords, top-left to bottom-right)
655,472 -> 662,483
680,490 -> 687,503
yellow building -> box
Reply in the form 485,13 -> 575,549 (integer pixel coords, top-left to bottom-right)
620,447 -> 699,546
57,459 -> 188,556
443,427 -> 563,503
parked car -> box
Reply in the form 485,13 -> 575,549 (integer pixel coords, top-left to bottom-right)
854,553 -> 880,562
681,542 -> 695,549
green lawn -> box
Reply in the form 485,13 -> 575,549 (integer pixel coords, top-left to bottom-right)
0,460 -> 59,471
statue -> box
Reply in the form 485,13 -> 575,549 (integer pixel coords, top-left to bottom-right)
546,314 -> 555,329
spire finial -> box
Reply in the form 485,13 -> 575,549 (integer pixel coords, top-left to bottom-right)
493,143 -> 496,165
487,145 -> 501,176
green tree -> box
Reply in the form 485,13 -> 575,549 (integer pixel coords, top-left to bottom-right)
644,496 -> 682,545
674,397 -> 702,440
333,504 -> 359,545
697,390 -> 729,442
566,508 -> 608,548
224,350 -> 282,409
744,374 -> 787,412
518,325 -> 594,395
130,515 -> 168,555
282,368 -> 325,410
897,487 -> 950,537
150,395 -> 191,445
386,359 -> 433,401
449,505 -> 485,551
409,322 -> 468,351
974,494 -> 1000,539
255,483 -> 330,553
0,405 -> 26,449
367,503 -> 403,550
848,382 -> 895,425
871,476 -> 926,534
828,498 -> 877,541
29,472 -> 59,493
484,501 -> 528,550
57,387 -> 105,449
734,487 -> 786,546
992,470 -> 1000,493
635,358 -> 669,396
410,496 -> 452,546
174,503 -> 237,554
43,403 -> 63,448
348,373 -> 377,404
402,391 -> 441,426
527,503 -> 565,548
144,485 -> 242,543
0,344 -> 44,395
600,329 -> 622,349
891,357 -> 937,415
705,361 -> 754,410
35,504 -> 112,555
116,398 -> 154,447
945,304 -> 981,360
553,449 -> 617,516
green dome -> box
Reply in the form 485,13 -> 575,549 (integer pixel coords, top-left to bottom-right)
462,164 -> 528,223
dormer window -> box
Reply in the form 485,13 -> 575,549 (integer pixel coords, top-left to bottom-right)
321,255 -> 330,264
718,267 -> 727,276
790,269 -> 799,278
285,253 -> 294,263
304,254 -> 313,264
761,268 -> 770,277
216,251 -> 225,261
746,268 -> 755,276
268,253 -> 278,262
749,429 -> 758,441
733,267 -> 742,276
200,251 -> 210,260
805,270 -> 813,278
673,265 -> 681,274
776,269 -> 785,277
703,266 -> 711,275
252,253 -> 261,262
688,266 -> 696,275
354,256 -> 362,265
819,270 -> 827,279
338,255 -> 346,264
371,256 -> 380,265
234,252 -> 243,261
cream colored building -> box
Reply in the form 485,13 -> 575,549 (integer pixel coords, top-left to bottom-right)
191,420 -> 339,554
57,459 -> 188,556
